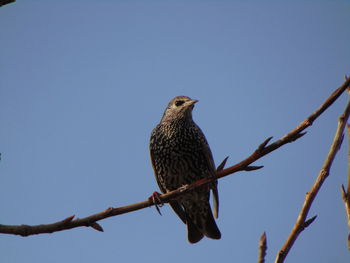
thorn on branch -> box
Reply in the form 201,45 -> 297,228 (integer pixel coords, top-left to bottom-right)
258,137 -> 273,151
291,131 -> 307,142
297,131 -> 307,139
341,184 -> 347,200
62,215 -> 75,224
90,222 -> 104,232
217,156 -> 229,171
244,165 -> 264,171
303,215 -> 317,229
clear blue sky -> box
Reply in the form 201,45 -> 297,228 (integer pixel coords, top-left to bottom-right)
1,1 -> 350,262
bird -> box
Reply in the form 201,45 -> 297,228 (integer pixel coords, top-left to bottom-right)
149,95 -> 221,243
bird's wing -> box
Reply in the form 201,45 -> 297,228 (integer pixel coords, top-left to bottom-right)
211,181 -> 219,219
149,132 -> 187,224
196,125 -> 219,219
169,201 -> 187,224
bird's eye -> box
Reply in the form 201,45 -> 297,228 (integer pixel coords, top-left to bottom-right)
175,100 -> 185,107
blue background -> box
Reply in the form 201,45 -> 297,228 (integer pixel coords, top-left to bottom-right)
1,1 -> 350,262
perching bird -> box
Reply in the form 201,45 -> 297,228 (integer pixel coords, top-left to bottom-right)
149,96 -> 221,243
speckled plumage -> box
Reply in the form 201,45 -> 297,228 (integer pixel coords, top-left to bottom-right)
149,96 -> 221,243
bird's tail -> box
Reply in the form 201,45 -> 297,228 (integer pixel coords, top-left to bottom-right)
187,217 -> 204,243
202,207 -> 221,240
184,199 -> 221,243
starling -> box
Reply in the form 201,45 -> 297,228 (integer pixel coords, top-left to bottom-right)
149,96 -> 221,243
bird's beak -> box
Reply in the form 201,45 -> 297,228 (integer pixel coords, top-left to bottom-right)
188,99 -> 199,106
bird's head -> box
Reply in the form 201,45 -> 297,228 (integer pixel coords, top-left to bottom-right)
161,96 -> 198,123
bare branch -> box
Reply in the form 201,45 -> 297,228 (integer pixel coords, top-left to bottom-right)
0,77 -> 349,237
257,232 -> 267,263
217,77 -> 350,179
274,94 -> 350,263
341,124 -> 350,250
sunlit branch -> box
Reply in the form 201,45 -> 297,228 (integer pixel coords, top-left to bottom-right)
274,91 -> 350,263
0,77 -> 349,237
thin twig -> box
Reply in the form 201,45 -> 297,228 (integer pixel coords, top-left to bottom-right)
216,77 -> 350,179
341,124 -> 350,250
258,232 -> 267,263
274,95 -> 350,263
0,78 -> 349,237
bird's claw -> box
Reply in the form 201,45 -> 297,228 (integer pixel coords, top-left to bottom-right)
149,191 -> 164,216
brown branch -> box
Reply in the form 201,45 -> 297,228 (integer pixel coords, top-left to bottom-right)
258,232 -> 267,263
216,76 -> 350,179
274,93 -> 350,263
341,124 -> 350,250
0,77 -> 349,237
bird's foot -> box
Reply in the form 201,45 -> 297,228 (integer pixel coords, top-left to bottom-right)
149,191 -> 164,216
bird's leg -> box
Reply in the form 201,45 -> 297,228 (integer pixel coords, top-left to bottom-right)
149,191 -> 164,216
